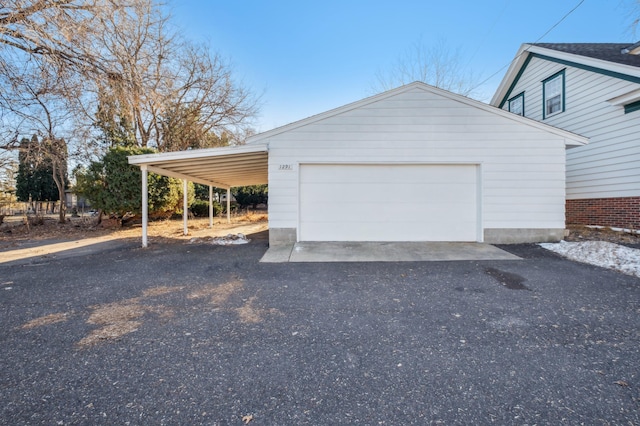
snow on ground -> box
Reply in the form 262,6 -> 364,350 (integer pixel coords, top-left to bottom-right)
189,233 -> 250,246
539,241 -> 640,279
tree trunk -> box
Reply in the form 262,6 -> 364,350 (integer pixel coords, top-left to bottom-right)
51,157 -> 66,223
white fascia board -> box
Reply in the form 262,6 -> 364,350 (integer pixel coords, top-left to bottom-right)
127,143 -> 268,165
607,88 -> 640,105
490,44 -> 533,106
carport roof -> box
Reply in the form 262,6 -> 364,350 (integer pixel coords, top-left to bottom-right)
127,144 -> 268,189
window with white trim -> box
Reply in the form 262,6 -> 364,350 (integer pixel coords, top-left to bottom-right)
542,70 -> 565,119
508,92 -> 524,116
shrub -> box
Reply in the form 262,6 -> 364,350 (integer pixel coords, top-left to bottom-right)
75,146 -> 192,218
190,199 -> 222,217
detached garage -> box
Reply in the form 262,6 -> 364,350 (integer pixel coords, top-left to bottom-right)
130,81 -> 587,246
249,81 -> 587,245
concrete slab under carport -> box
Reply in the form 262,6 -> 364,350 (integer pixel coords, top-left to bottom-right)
260,241 -> 521,263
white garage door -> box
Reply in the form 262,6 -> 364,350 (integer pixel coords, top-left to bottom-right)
299,164 -> 478,242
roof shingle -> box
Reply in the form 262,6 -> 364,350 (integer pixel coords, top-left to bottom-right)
532,43 -> 640,68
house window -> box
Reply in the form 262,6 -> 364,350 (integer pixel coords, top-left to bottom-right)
508,92 -> 525,116
542,70 -> 565,119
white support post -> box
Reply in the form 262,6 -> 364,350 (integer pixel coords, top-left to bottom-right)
226,188 -> 231,224
183,179 -> 188,236
209,185 -> 214,229
141,165 -> 148,248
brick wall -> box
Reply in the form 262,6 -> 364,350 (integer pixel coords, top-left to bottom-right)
566,197 -> 640,230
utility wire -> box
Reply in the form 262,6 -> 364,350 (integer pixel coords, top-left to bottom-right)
470,0 -> 585,94
464,0 -> 512,70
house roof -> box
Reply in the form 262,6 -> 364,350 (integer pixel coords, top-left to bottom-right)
248,81 -> 587,147
491,43 -> 640,107
532,43 -> 640,68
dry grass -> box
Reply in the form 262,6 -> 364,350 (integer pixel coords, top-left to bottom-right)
0,213 -> 268,247
86,299 -> 145,325
77,321 -> 142,347
235,297 -> 262,323
187,280 -> 243,305
244,212 -> 268,222
77,297 -> 148,347
565,225 -> 640,245
235,296 -> 281,324
20,312 -> 69,329
17,277 -> 278,348
142,286 -> 184,297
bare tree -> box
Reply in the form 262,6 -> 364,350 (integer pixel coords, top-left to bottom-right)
373,39 -> 479,97
0,1 -> 143,222
0,0 -> 260,222
90,3 -> 259,151
155,44 -> 258,151
0,59 -> 72,222
0,0 -> 139,75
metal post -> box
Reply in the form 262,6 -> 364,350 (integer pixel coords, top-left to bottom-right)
226,188 -> 231,224
141,165 -> 148,248
183,179 -> 188,236
209,185 -> 214,228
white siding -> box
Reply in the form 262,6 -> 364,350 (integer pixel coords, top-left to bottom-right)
501,56 -> 640,199
258,86 -> 568,236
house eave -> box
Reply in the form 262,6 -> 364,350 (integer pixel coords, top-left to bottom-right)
491,43 -> 640,108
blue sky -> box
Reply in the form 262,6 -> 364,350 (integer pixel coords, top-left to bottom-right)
167,1 -> 637,133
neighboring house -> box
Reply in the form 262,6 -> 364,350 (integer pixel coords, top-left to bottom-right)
64,189 -> 91,210
130,82 -> 586,246
491,43 -> 640,230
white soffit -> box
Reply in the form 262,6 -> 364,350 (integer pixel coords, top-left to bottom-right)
127,144 -> 269,189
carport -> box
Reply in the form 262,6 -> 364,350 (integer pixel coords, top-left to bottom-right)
128,144 -> 268,247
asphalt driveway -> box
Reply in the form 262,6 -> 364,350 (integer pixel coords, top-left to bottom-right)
1,231 -> 638,425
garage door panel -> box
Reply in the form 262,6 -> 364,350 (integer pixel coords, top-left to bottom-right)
303,182 -> 476,204
302,202 -> 476,221
299,164 -> 478,242
301,165 -> 476,184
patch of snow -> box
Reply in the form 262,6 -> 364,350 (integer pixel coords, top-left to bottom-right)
189,233 -> 250,246
210,233 -> 250,245
539,240 -> 640,278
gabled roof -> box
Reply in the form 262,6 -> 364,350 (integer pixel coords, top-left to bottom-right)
491,43 -> 640,108
533,43 -> 640,68
248,81 -> 587,147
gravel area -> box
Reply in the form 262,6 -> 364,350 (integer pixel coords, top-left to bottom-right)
0,232 -> 639,424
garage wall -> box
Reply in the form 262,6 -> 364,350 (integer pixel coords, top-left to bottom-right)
255,84 -> 569,244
